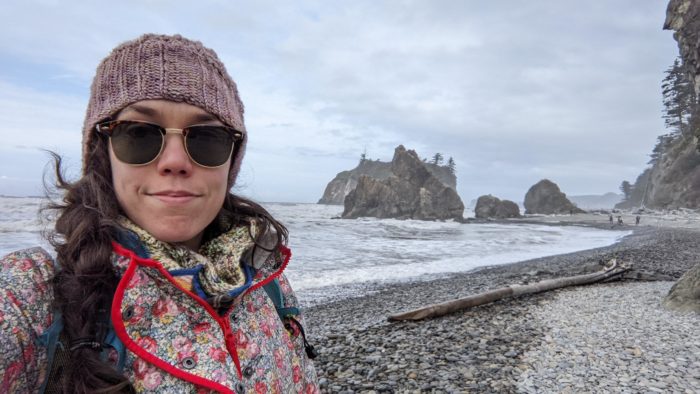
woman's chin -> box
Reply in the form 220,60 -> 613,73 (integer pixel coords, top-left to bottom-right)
145,224 -> 204,250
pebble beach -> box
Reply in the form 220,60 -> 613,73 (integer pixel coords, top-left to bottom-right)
304,216 -> 700,393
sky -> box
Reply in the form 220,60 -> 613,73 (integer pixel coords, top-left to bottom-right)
0,0 -> 679,204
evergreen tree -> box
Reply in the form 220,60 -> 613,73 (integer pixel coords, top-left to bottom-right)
447,157 -> 456,174
648,133 -> 677,165
662,57 -> 696,137
620,181 -> 633,201
432,153 -> 444,165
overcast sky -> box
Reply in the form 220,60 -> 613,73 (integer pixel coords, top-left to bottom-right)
0,1 -> 678,204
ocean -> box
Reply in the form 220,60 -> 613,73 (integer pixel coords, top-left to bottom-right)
0,196 -> 628,304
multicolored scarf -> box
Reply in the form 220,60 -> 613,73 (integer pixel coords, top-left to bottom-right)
118,217 -> 261,307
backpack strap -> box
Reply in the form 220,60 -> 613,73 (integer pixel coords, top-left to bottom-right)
38,257 -> 126,393
38,310 -> 126,394
262,278 -> 299,319
101,316 -> 127,372
261,279 -> 316,359
37,312 -> 67,394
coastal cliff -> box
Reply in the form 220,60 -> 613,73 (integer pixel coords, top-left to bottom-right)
659,0 -> 700,316
618,0 -> 700,210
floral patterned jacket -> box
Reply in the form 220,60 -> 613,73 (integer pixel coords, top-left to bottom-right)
0,243 -> 318,393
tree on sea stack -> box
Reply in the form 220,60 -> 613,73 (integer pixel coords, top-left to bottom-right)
447,157 -> 456,174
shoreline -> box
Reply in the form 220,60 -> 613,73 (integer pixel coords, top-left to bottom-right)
305,223 -> 700,392
296,218 -> 631,309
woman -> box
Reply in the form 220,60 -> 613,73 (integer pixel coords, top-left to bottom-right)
0,34 -> 318,393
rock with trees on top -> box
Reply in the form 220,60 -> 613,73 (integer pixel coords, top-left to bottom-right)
319,149 -> 457,205
341,145 -> 465,220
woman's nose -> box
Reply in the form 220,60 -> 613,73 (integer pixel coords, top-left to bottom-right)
156,133 -> 194,176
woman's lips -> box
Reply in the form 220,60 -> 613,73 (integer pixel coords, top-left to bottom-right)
149,191 -> 199,204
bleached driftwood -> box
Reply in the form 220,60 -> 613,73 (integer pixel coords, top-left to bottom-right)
387,259 -> 630,322
621,270 -> 675,281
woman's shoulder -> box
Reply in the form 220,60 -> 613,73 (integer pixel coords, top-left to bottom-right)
1,247 -> 57,288
0,247 -> 56,330
0,247 -> 56,393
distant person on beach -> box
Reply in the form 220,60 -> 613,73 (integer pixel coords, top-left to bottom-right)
618,216 -> 624,225
636,215 -> 641,225
0,34 -> 318,393
609,214 -> 614,224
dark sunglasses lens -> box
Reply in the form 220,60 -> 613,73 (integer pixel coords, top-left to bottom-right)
110,122 -> 163,165
186,126 -> 235,167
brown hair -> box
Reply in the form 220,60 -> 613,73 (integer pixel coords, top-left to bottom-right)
45,132 -> 287,392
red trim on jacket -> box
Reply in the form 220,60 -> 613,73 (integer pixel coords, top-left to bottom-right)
246,244 -> 291,294
110,242 -> 237,394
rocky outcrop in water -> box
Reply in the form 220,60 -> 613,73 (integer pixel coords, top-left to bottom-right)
341,146 -> 464,220
319,156 -> 457,205
474,195 -> 520,219
523,179 -> 585,215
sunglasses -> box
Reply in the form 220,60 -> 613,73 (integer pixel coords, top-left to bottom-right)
96,120 -> 243,168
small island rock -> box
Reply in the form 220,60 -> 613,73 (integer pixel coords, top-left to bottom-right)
523,179 -> 585,215
474,195 -> 520,219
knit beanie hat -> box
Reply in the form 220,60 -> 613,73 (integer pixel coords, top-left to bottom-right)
82,33 -> 246,187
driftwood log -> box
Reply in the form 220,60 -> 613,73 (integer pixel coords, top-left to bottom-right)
388,259 -> 631,322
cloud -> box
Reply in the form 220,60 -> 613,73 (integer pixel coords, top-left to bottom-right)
0,0 -> 681,202
0,80 -> 83,155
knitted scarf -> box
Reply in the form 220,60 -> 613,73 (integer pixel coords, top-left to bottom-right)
119,217 -> 259,307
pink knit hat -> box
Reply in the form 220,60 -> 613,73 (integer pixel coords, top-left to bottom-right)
82,33 -> 247,186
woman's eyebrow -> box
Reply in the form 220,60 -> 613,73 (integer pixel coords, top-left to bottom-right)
191,113 -> 221,123
119,104 -> 221,123
119,104 -> 158,117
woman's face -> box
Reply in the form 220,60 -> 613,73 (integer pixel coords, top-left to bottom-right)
110,99 -> 231,250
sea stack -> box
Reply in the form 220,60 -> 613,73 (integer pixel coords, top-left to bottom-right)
474,195 -> 520,219
342,145 -> 464,221
523,179 -> 585,215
